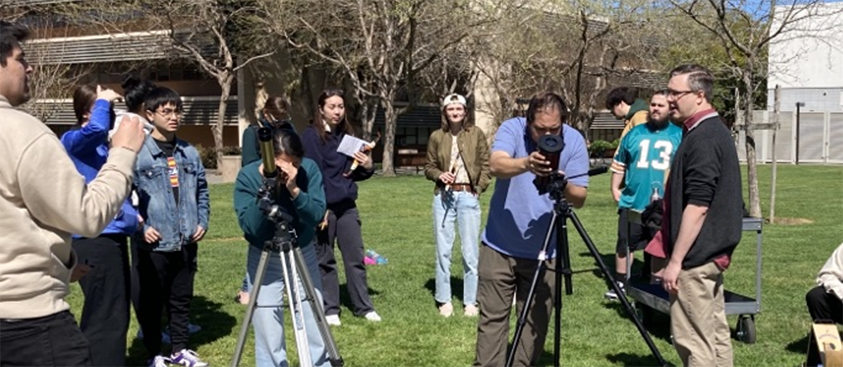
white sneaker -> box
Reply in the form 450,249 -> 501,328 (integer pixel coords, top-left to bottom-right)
148,355 -> 169,367
438,302 -> 454,317
325,314 -> 341,326
604,281 -> 626,300
464,304 -> 479,317
364,311 -> 382,322
170,348 -> 208,367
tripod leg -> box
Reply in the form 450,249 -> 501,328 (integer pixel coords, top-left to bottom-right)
554,215 -> 569,367
567,211 -> 668,367
230,244 -> 273,367
558,218 -> 573,296
280,248 -> 314,367
293,246 -> 344,367
505,212 -> 559,367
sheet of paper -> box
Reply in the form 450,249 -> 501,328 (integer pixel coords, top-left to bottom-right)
337,135 -> 367,157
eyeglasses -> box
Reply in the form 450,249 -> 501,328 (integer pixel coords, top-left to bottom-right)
667,89 -> 696,100
154,108 -> 182,118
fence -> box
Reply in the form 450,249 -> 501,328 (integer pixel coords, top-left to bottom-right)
735,110 -> 843,164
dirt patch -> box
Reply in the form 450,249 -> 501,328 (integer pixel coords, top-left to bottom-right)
768,217 -> 814,225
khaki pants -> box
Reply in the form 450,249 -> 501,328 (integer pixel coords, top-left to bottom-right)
669,261 -> 733,367
474,244 -> 556,367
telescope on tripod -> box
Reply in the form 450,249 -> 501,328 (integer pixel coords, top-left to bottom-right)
505,134 -> 667,367
230,127 -> 343,367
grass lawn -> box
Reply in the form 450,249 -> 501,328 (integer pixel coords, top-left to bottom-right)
66,164 -> 842,366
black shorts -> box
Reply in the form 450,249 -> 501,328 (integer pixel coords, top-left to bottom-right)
616,208 -> 655,254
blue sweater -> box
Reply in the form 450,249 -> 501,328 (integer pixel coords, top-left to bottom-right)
60,99 -> 138,236
301,125 -> 374,206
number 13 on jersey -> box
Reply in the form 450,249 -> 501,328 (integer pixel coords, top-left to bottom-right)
636,139 -> 673,170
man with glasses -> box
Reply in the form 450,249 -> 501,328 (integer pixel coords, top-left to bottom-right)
133,86 -> 210,367
647,64 -> 742,367
474,92 -> 589,367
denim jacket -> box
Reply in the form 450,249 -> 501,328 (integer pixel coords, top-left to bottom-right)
134,136 -> 210,252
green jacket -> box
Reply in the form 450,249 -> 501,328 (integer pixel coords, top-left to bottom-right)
424,126 -> 492,194
234,159 -> 326,249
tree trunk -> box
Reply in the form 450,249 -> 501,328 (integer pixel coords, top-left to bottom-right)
742,73 -> 762,218
214,73 -> 233,170
358,93 -> 377,141
381,99 -> 397,177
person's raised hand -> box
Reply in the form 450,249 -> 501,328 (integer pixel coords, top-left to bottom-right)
96,85 -> 122,103
111,115 -> 145,153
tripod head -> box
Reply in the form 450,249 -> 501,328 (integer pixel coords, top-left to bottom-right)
535,171 -> 569,202
535,166 -> 608,208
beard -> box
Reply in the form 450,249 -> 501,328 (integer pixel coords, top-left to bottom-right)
648,115 -> 670,129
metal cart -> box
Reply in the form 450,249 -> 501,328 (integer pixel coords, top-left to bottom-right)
624,214 -> 763,344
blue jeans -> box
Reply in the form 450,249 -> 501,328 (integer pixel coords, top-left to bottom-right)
247,244 -> 330,367
433,190 -> 480,306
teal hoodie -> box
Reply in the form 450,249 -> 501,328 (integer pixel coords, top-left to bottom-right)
234,159 -> 326,249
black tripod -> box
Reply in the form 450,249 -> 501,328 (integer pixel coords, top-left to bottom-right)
505,171 -> 667,367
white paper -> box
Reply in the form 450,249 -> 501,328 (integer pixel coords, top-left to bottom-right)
337,135 -> 368,157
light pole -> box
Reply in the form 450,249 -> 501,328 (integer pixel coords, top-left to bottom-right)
795,102 -> 805,165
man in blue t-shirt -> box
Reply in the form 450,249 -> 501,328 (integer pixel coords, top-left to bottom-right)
474,92 -> 589,367
605,90 -> 682,299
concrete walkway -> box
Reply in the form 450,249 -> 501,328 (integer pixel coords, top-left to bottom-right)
205,170 -> 226,185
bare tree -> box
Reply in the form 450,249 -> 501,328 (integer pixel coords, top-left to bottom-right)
263,0 -> 488,176
150,0 -> 275,169
472,0 -> 663,139
666,0 -> 840,218
2,5 -> 91,122
70,0 -> 275,169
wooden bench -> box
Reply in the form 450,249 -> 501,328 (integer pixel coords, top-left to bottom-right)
395,147 -> 427,173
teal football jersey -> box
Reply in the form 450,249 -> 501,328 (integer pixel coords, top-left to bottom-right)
610,123 -> 683,211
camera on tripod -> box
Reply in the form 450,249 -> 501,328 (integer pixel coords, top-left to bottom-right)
533,134 -> 567,200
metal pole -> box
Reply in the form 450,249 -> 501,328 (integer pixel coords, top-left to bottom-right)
795,102 -> 804,165
770,86 -> 779,222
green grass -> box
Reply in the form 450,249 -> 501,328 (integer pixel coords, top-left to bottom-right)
66,164 -> 843,366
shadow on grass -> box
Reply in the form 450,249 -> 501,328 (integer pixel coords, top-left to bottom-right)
126,295 -> 236,366
606,352 -> 676,367
424,276 -> 465,305
786,333 -> 810,354
603,301 -> 673,343
338,283 -> 382,314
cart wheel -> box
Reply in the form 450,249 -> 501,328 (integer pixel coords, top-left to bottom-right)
736,315 -> 756,344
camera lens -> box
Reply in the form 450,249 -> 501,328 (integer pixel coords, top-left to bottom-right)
538,135 -> 564,154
